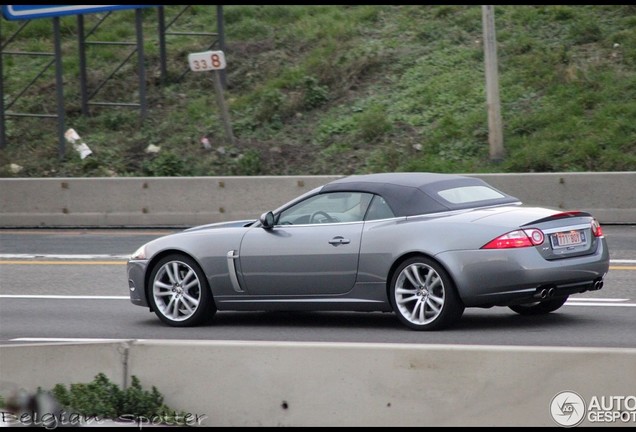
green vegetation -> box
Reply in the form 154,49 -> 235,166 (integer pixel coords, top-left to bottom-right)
49,373 -> 179,420
1,5 -> 635,177
1,373 -> 187,426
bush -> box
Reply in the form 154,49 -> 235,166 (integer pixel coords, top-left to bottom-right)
49,373 -> 184,422
142,151 -> 189,176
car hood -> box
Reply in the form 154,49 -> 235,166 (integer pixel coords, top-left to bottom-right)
183,219 -> 256,233
134,219 -> 256,260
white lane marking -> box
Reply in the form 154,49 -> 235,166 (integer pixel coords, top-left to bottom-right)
567,298 -> 629,302
566,303 -> 636,307
0,294 -> 129,300
0,253 -> 129,259
611,259 -> 636,264
10,338 -> 131,342
566,298 -> 636,307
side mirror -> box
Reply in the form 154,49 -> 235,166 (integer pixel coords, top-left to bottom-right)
260,211 -> 275,229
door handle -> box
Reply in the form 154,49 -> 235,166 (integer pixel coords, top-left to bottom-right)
329,236 -> 350,246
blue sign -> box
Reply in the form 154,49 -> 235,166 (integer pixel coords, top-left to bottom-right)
2,5 -> 157,21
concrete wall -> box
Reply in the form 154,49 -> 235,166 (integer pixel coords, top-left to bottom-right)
0,172 -> 634,227
0,176 -> 336,228
476,172 -> 636,225
1,340 -> 635,427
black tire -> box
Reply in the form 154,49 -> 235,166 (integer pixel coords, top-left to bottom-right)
389,256 -> 464,331
509,296 -> 569,316
148,254 -> 216,327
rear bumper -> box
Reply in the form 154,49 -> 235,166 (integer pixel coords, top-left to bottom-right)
436,237 -> 610,307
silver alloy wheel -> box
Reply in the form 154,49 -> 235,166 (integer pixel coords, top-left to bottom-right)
394,262 -> 445,326
152,260 -> 202,322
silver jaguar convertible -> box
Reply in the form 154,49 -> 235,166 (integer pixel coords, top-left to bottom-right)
127,172 -> 610,331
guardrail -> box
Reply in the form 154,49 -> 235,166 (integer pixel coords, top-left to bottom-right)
0,172 -> 634,227
1,340 -> 635,426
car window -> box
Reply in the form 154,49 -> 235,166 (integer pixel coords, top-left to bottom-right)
277,192 -> 373,225
364,195 -> 395,221
436,185 -> 505,205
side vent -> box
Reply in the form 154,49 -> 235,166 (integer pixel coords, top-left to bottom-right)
226,250 -> 244,293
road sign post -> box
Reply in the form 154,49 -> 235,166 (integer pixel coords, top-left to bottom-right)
188,50 -> 234,145
482,5 -> 504,162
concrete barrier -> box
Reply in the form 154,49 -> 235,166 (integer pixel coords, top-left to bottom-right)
0,176 -> 337,228
0,172 -> 634,227
476,172 -> 636,225
1,340 -> 635,426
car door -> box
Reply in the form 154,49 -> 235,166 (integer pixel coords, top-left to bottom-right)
237,192 -> 371,296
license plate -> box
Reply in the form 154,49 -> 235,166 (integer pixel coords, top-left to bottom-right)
552,230 -> 585,248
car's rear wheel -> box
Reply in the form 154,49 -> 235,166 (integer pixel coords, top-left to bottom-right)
508,296 -> 569,315
148,254 -> 216,327
390,256 -> 464,331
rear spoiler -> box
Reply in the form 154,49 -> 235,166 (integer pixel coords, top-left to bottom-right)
523,210 -> 592,226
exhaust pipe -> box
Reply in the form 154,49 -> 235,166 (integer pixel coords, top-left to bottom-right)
534,288 -> 548,299
547,288 -> 555,297
592,280 -> 604,290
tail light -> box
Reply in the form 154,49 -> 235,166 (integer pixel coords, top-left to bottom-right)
482,229 -> 544,249
591,219 -> 603,237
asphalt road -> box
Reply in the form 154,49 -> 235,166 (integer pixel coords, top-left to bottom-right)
1,226 -> 635,347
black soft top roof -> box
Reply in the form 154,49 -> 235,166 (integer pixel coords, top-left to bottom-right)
320,172 -> 520,217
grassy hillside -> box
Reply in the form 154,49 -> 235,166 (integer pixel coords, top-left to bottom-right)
1,5 -> 635,177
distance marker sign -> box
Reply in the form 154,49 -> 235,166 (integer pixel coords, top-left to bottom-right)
188,51 -> 227,72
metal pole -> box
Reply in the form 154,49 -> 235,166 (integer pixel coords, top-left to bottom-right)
53,17 -> 65,159
135,9 -> 147,121
212,70 -> 234,144
158,6 -> 167,86
0,19 -> 6,149
216,5 -> 226,89
482,5 -> 504,162
77,15 -> 89,116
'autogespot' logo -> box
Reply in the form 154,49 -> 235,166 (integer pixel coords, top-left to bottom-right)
551,391 -> 586,427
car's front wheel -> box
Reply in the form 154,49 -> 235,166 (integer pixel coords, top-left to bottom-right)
508,296 -> 569,315
390,256 -> 464,331
148,254 -> 216,327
